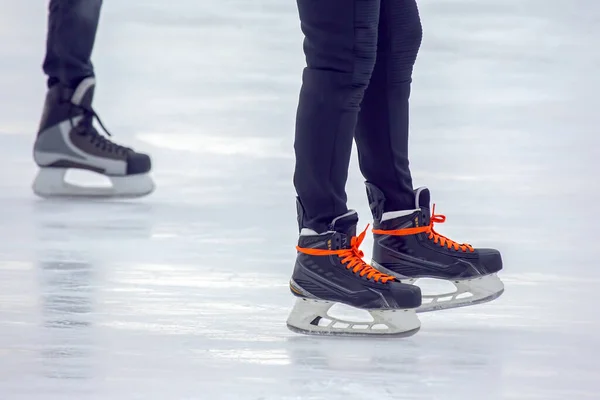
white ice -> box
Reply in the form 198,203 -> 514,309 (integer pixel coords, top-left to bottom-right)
1,1 -> 599,399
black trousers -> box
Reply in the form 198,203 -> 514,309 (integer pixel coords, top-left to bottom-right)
43,0 -> 103,88
293,0 -> 422,232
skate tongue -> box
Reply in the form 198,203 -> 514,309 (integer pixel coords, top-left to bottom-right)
69,77 -> 96,107
329,210 -> 358,241
414,187 -> 431,225
296,197 -> 358,245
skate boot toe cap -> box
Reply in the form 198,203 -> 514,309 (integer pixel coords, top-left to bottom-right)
126,153 -> 152,175
478,248 -> 503,274
389,282 -> 422,309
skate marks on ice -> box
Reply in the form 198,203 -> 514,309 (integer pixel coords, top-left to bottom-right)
0,175 -> 599,399
1,253 -> 599,399
0,254 -> 98,397
1,0 -> 600,399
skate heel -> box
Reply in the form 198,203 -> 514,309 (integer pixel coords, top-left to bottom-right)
286,297 -> 420,337
33,168 -> 155,199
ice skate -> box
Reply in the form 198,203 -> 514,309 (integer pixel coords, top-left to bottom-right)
32,77 -> 154,198
286,200 -> 422,336
366,183 -> 504,313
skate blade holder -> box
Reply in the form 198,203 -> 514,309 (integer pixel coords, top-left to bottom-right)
406,274 -> 504,313
32,168 -> 155,199
287,298 -> 420,337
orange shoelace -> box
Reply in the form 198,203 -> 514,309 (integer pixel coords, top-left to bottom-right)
372,204 -> 474,253
296,225 -> 395,283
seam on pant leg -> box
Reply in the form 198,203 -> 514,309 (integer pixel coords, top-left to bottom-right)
384,1 -> 406,205
325,0 -> 359,221
382,0 -> 419,210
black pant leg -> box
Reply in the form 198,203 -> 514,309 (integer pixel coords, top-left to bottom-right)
294,0 -> 381,232
355,0 -> 422,212
43,0 -> 103,88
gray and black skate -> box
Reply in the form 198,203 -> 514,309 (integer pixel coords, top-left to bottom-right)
32,77 -> 154,198
286,199 -> 422,336
366,183 -> 504,312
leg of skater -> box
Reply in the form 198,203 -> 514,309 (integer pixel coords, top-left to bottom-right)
42,0 -> 101,88
355,0 -> 504,312
287,0 -> 422,336
354,0 -> 420,213
33,0 -> 154,198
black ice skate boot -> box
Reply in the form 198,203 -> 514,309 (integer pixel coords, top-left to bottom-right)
286,199 -> 422,336
366,183 -> 504,313
32,77 -> 154,198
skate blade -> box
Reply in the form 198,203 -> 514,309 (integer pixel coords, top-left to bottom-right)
286,323 -> 420,338
408,273 -> 505,313
286,298 -> 421,337
32,168 -> 155,199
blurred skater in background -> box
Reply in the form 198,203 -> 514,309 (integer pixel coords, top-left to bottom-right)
287,0 -> 504,336
32,0 -> 154,198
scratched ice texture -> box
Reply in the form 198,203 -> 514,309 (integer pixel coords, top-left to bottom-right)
0,0 -> 599,399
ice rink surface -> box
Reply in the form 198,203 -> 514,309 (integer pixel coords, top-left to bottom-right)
1,1 -> 599,399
